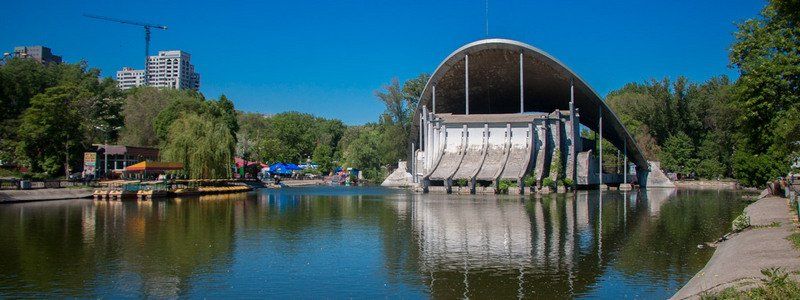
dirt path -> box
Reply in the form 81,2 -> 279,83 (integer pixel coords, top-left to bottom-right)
672,196 -> 800,299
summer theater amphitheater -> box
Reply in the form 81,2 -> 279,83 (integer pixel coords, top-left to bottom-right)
388,39 -> 673,193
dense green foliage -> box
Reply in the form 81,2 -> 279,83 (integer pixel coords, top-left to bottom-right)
147,92 -> 239,179
339,124 -> 384,180
16,85 -> 84,174
727,2 -> 800,185
1,59 -> 123,177
0,58 -> 238,178
119,87 -> 199,147
605,0 -> 799,186
373,74 -> 430,166
237,111 -> 345,167
607,76 -> 735,179
233,74 -> 429,182
161,113 -> 235,179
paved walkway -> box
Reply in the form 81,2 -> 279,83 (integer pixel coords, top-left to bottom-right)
0,188 -> 93,203
672,196 -> 800,299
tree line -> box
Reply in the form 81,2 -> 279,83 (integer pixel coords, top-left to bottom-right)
605,0 -> 799,186
234,74 -> 429,182
0,58 -> 238,179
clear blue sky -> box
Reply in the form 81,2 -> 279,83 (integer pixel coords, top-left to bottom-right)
2,0 -> 764,124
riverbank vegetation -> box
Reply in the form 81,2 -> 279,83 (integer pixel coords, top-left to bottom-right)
606,0 -> 799,186
702,268 -> 800,299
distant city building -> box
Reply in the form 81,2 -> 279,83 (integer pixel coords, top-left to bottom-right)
12,46 -> 62,64
116,67 -> 146,90
115,50 -> 200,91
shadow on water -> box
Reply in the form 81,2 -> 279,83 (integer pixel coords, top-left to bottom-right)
0,187 -> 746,298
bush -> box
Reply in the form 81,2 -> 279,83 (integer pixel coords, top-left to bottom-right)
732,149 -> 787,187
542,177 -> 555,188
562,178 -> 574,187
523,174 -> 536,187
21,172 -> 51,180
456,178 -> 468,187
732,212 -> 751,232
497,180 -> 512,194
703,268 -> 800,299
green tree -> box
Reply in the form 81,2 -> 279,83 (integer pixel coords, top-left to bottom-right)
160,113 -> 235,179
341,125 -> 384,181
118,87 -> 179,147
247,112 -> 344,164
152,90 -> 208,143
312,143 -> 334,174
729,0 -> 799,185
659,132 -> 698,176
16,85 -> 84,175
0,59 -> 120,165
373,73 -> 430,167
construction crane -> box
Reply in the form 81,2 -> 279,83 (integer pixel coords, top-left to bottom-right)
83,14 -> 167,84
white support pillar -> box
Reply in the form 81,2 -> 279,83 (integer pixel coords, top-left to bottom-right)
598,107 -> 603,187
569,78 -> 576,181
432,85 -> 436,114
624,139 -> 628,184
422,105 -> 428,152
412,142 -> 416,183
519,52 -> 524,113
465,54 -> 470,115
419,113 -> 423,151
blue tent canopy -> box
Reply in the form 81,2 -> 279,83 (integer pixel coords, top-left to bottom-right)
268,162 -> 294,175
285,163 -> 301,170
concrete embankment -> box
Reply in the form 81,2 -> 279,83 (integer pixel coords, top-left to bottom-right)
672,196 -> 800,299
674,180 -> 739,189
281,179 -> 325,187
0,188 -> 93,203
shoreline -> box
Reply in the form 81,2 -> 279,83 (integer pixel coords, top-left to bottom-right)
281,179 -> 326,187
0,188 -> 93,203
672,196 -> 800,299
674,180 -> 739,189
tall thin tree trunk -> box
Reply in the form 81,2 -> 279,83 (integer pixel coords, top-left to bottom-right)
64,141 -> 69,179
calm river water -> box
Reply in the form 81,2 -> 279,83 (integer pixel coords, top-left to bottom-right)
0,187 -> 746,298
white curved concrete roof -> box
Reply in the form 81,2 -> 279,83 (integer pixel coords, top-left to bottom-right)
413,38 -> 647,169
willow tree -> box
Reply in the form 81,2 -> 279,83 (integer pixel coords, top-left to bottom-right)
161,113 -> 235,179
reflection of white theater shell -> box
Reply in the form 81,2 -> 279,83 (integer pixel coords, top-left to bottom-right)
409,39 -> 655,192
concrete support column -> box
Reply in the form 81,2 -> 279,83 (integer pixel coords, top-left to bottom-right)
624,139 -> 628,183
432,85 -> 436,114
568,79 -> 576,182
462,124 -> 468,153
412,142 -> 416,183
598,107 -> 604,189
620,140 -> 632,190
483,123 -> 489,151
506,123 -> 512,150
431,122 -> 437,166
422,105 -> 428,153
519,52 -> 524,113
465,54 -> 470,115
426,114 -> 433,170
419,114 -> 423,151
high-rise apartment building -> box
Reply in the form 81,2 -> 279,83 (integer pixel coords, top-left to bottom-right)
115,50 -> 200,91
13,46 -> 62,64
116,67 -> 146,90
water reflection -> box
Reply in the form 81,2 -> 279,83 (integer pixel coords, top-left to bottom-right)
391,189 -> 739,298
0,188 -> 745,298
